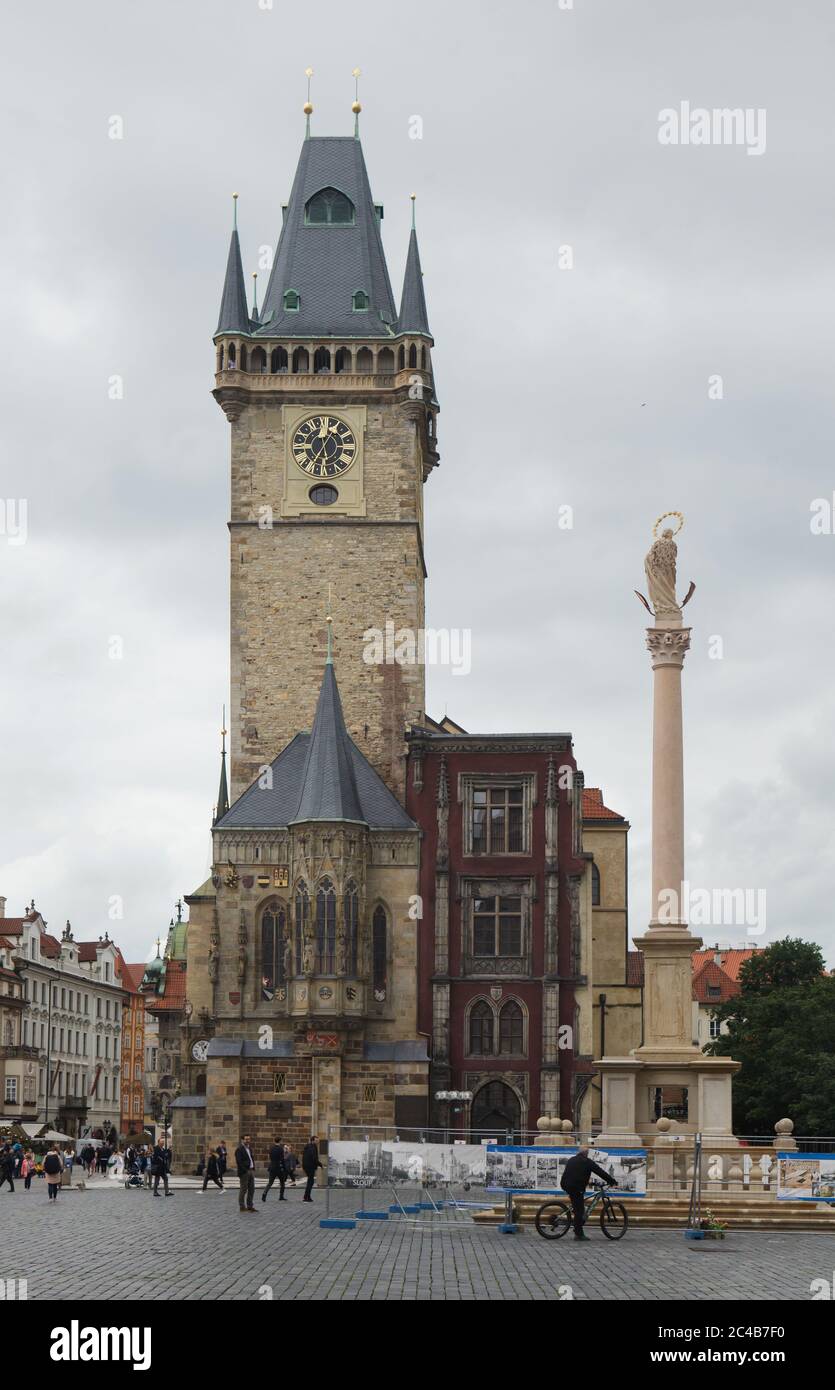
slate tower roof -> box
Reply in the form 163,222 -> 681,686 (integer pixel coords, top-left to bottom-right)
215,654 -> 414,831
215,225 -> 252,335
397,226 -> 431,336
255,136 -> 398,339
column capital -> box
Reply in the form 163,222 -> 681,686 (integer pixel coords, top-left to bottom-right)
646,626 -> 691,669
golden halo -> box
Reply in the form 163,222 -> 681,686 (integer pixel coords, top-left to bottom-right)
653,510 -> 684,538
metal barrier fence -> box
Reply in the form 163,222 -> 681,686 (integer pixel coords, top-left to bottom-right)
323,1125 -> 505,1225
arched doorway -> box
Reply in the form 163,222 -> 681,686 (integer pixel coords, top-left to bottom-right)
471,1080 -> 522,1142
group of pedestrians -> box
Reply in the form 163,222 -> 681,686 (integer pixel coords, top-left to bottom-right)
0,1142 -> 68,1200
233,1134 -> 322,1212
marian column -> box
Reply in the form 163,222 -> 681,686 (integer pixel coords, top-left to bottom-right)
633,516 -> 701,1055
595,514 -> 739,1147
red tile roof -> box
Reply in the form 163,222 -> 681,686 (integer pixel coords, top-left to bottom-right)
582,788 -> 625,821
691,947 -> 762,982
40,934 -> 61,959
147,959 -> 187,1011
626,951 -> 645,987
691,958 -> 741,1004
121,961 -> 147,993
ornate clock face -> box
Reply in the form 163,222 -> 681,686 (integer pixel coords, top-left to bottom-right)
292,414 -> 357,478
191,1039 -> 209,1063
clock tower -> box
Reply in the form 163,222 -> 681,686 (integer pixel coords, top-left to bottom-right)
213,128 -> 439,800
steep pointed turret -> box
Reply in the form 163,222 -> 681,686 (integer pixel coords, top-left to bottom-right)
290,621 -> 365,824
215,196 -> 251,335
214,709 -> 230,825
397,198 -> 430,336
256,136 -> 397,338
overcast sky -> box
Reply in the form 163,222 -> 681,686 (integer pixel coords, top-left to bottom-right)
1,0 -> 833,965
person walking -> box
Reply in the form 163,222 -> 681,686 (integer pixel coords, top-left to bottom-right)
43,1145 -> 63,1201
261,1137 -> 287,1203
301,1136 -> 323,1202
559,1145 -> 617,1242
202,1147 -> 224,1192
216,1141 -> 228,1180
22,1151 -> 34,1190
151,1139 -> 173,1197
284,1144 -> 298,1187
235,1135 -> 257,1213
0,1145 -> 15,1193
11,1140 -> 24,1178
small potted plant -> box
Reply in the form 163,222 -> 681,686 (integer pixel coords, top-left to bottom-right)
700,1209 -> 727,1239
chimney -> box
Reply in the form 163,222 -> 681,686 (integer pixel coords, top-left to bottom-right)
0,895 -> 5,918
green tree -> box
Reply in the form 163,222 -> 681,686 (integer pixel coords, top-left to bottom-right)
705,939 -> 835,1136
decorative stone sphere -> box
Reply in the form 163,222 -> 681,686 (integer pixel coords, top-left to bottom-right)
536,1116 -> 550,1132
774,1118 -> 794,1136
656,1117 -> 672,1133
561,1120 -> 574,1134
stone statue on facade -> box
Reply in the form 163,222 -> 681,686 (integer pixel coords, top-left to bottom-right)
336,923 -> 347,976
208,937 -> 219,983
302,923 -> 316,976
282,931 -> 293,982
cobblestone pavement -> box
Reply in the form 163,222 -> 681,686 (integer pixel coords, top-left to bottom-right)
0,1183 -> 828,1301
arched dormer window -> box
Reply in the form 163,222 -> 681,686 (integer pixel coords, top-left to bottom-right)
468,1000 -> 493,1056
294,881 -> 309,975
305,187 -> 355,225
283,289 -> 300,312
372,905 -> 387,999
316,877 -> 336,974
344,881 -> 359,976
352,290 -> 369,311
591,863 -> 601,907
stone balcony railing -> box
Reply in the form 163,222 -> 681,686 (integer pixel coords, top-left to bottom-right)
214,367 -> 432,395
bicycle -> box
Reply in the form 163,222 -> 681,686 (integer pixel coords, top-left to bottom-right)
534,1180 -> 629,1240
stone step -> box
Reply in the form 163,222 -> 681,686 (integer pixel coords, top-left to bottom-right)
474,1197 -> 835,1232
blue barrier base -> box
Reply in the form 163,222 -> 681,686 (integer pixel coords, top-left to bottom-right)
497,1222 -> 519,1234
320,1218 -> 357,1230
356,1210 -> 389,1220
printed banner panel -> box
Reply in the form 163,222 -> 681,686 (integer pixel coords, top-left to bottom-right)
327,1140 -> 487,1189
776,1152 -> 835,1201
485,1146 -> 647,1195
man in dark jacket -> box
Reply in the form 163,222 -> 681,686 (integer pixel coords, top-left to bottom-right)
560,1146 -> 617,1241
235,1135 -> 257,1212
301,1136 -> 322,1203
261,1136 -> 287,1203
0,1146 -> 15,1192
151,1140 -> 173,1197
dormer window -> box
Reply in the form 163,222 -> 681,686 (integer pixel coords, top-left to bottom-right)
305,187 -> 355,225
352,290 -> 370,312
283,289 -> 300,312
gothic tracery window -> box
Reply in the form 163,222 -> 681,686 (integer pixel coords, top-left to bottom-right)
316,877 -> 336,974
468,1001 -> 493,1056
498,999 -> 524,1055
344,880 -> 359,975
372,905 -> 387,999
294,881 -> 309,975
260,901 -> 287,998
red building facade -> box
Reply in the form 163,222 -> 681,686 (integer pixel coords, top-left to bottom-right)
405,723 -> 596,1138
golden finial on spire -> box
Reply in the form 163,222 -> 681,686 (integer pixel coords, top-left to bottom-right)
304,67 -> 314,132
352,67 -> 362,135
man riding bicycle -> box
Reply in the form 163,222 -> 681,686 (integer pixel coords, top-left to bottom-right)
560,1145 -> 617,1241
